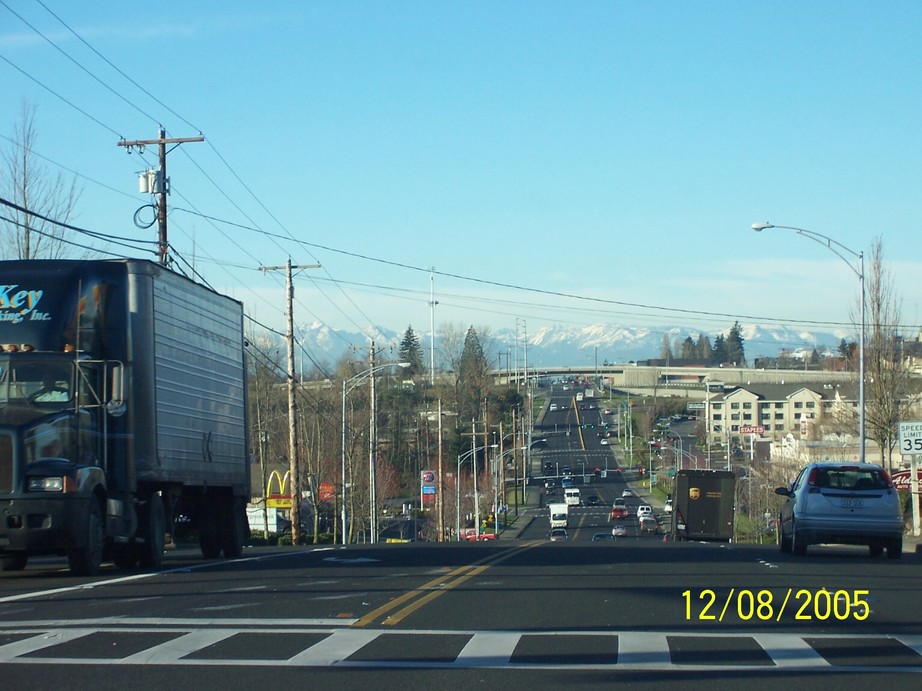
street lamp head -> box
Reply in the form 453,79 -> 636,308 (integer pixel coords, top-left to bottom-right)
397,362 -> 411,369
751,222 -> 774,232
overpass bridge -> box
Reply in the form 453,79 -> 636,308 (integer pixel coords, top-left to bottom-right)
494,364 -> 857,398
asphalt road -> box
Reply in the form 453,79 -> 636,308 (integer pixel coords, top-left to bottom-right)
1,536 -> 920,690
1,389 -> 919,688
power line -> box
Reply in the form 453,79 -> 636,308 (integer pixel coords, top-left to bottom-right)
32,0 -> 201,132
1,0 -> 160,127
0,52 -> 123,138
0,195 -> 159,249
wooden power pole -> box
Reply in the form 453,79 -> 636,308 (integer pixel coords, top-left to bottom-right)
117,127 -> 204,265
259,259 -> 319,545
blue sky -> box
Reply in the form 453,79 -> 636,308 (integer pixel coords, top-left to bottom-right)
1,1 -> 920,351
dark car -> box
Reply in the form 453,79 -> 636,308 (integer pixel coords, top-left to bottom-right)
585,495 -> 602,506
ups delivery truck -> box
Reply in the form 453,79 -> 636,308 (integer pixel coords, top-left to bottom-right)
671,469 -> 735,542
0,260 -> 250,575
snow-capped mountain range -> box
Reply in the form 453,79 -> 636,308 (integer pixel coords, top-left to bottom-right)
292,321 -> 851,370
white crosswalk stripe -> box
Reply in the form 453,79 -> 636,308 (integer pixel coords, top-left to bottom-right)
0,623 -> 920,671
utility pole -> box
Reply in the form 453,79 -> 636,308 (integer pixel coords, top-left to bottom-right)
259,259 -> 320,546
429,269 -> 438,387
369,343 -> 378,543
437,398 -> 444,541
117,127 -> 204,265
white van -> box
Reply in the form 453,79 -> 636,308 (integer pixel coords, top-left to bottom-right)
564,487 -> 581,506
637,504 -> 653,519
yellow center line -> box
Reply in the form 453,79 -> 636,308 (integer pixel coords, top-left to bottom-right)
381,564 -> 491,626
353,543 -> 543,628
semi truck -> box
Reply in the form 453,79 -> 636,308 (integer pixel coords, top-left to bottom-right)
0,259 -> 250,575
671,469 -> 736,542
548,502 -> 568,529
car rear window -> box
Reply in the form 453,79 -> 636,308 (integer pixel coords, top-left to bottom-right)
813,467 -> 889,491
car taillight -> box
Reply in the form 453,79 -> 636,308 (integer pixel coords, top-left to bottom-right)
807,468 -> 818,486
881,469 -> 894,489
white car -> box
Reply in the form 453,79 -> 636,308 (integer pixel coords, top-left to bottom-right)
637,504 -> 653,519
621,488 -> 633,498
776,462 -> 903,557
664,499 -> 673,514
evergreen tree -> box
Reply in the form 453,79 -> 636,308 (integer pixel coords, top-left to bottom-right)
458,326 -> 490,423
398,325 -> 425,378
681,336 -> 696,359
726,321 -> 746,366
711,334 -> 728,365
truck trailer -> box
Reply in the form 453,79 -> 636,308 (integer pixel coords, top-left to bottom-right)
671,469 -> 736,542
0,259 -> 250,575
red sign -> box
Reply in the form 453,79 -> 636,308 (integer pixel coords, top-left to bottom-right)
739,425 -> 765,435
890,470 -> 922,492
318,482 -> 335,502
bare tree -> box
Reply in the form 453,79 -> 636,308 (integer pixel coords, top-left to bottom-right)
861,238 -> 912,469
1,102 -> 82,259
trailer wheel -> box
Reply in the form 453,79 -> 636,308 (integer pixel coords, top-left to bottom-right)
219,497 -> 247,558
138,494 -> 166,568
68,499 -> 104,576
198,504 -> 221,559
0,554 -> 28,571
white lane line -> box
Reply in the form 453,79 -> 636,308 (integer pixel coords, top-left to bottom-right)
455,632 -> 519,667
285,629 -> 379,666
119,629 -> 238,663
753,633 -> 830,668
0,628 -> 96,661
617,632 -> 671,667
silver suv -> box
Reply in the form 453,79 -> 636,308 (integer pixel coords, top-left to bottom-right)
775,462 -> 903,558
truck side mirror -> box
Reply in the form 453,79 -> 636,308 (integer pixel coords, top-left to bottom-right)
107,363 -> 126,417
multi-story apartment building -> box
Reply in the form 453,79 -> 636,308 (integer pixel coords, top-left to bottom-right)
705,382 -> 863,462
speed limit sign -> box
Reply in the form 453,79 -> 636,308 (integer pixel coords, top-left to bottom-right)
899,421 -> 922,455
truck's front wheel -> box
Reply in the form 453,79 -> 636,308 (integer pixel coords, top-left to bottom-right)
0,554 -> 28,571
138,494 -> 165,568
68,499 -> 104,576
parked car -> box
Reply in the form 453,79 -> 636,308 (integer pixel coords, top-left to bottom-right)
548,528 -> 569,542
775,462 -> 903,558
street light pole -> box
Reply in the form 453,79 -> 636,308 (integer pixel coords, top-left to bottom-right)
341,361 -> 410,545
752,222 -> 866,462
455,445 -> 486,541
